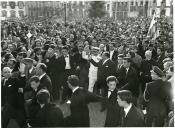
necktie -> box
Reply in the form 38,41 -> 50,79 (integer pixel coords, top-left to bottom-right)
121,110 -> 126,126
108,90 -> 113,98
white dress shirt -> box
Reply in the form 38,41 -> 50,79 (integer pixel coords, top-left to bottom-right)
124,103 -> 132,117
110,50 -> 114,59
65,55 -> 71,69
89,55 -> 99,78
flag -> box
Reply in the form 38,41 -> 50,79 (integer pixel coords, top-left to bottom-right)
147,9 -> 159,38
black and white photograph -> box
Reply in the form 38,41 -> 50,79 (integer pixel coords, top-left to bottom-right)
0,0 -> 174,127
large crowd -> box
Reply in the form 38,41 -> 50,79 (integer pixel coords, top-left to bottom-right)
1,16 -> 174,127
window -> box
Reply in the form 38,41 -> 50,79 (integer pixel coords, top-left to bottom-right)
131,1 -> 134,6
19,10 -> 24,18
10,10 -> 16,17
140,1 -> 143,6
1,10 -> 7,17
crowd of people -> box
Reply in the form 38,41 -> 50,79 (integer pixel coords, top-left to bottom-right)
1,16 -> 174,127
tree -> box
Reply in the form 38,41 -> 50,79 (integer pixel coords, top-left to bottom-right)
88,1 -> 106,18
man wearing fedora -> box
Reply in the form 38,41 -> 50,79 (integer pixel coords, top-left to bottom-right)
144,66 -> 172,126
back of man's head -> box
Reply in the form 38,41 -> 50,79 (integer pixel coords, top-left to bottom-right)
36,89 -> 50,105
67,75 -> 79,87
117,90 -> 133,104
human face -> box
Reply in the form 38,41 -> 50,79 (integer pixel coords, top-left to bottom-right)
107,81 -> 116,91
78,44 -> 84,52
16,55 -> 23,62
30,81 -> 40,90
118,57 -> 123,65
157,48 -> 162,56
109,44 -> 114,51
117,95 -> 124,107
145,53 -> 152,60
62,49 -> 69,56
3,68 -> 11,78
123,60 -> 129,68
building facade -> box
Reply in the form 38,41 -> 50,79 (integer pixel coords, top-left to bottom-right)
0,1 -> 26,20
106,0 -> 173,20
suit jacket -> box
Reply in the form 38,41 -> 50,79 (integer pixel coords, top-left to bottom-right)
110,50 -> 118,64
120,66 -> 139,97
90,59 -> 116,85
156,53 -> 165,70
1,77 -> 24,109
105,88 -> 121,127
140,59 -> 157,83
144,79 -> 172,126
120,104 -> 145,127
40,74 -> 52,94
65,87 -> 102,127
25,66 -> 37,81
30,103 -> 64,127
115,65 -> 126,88
59,55 -> 76,72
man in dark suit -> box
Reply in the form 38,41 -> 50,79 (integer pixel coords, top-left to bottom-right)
120,57 -> 139,99
104,76 -> 121,127
59,46 -> 76,104
74,43 -> 90,88
115,54 -> 126,88
140,50 -> 157,92
2,67 -> 25,128
117,90 -> 145,127
65,75 -> 102,127
29,89 -> 64,127
35,63 -> 52,96
144,66 -> 172,127
89,52 -> 116,111
22,58 -> 37,81
108,43 -> 118,64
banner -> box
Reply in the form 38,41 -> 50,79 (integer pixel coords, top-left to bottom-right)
147,9 -> 160,38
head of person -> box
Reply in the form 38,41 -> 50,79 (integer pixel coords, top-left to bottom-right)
16,52 -> 26,62
78,43 -> 84,53
29,76 -> 40,90
36,89 -> 50,106
22,58 -> 34,69
145,50 -> 152,60
151,66 -> 165,80
91,47 -> 99,56
123,57 -> 131,68
127,51 -> 135,59
118,54 -> 124,65
166,66 -> 173,80
109,43 -> 115,51
36,63 -> 47,76
2,67 -> 12,79
62,46 -> 69,56
106,76 -> 119,91
157,47 -> 164,56
117,90 -> 133,108
102,52 -> 110,61
99,44 -> 105,52
163,61 -> 173,72
67,75 -> 79,90
7,58 -> 16,69
148,44 -> 154,51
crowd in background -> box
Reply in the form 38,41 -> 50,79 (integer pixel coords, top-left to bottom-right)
1,16 -> 174,127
